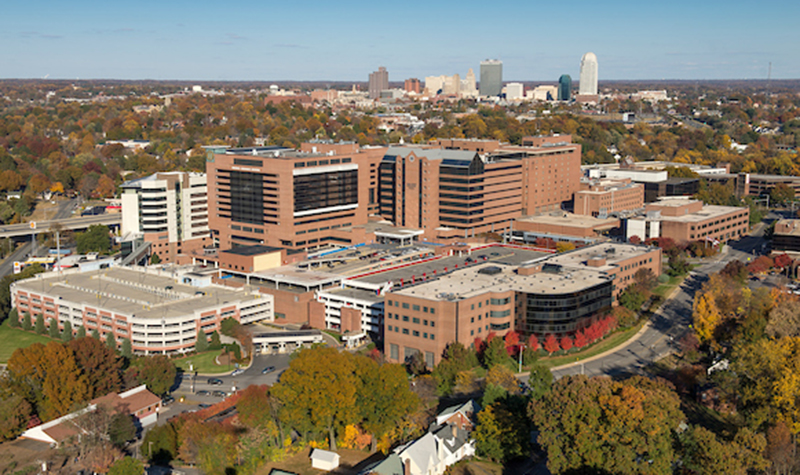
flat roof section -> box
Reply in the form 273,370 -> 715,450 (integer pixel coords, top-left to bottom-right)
223,245 -> 283,256
517,213 -> 619,230
14,267 -> 263,320
353,247 -> 550,286
659,205 -> 746,223
393,262 -> 610,301
547,242 -> 657,272
319,287 -> 383,305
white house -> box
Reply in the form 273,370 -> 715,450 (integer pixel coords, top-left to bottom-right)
310,448 -> 340,471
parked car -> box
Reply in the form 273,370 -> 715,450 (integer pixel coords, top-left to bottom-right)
198,403 -> 212,409
196,390 -> 210,396
162,395 -> 175,406
211,390 -> 227,398
261,366 -> 276,374
231,368 -> 244,377
207,378 -> 223,385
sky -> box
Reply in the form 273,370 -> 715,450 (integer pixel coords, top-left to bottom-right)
2,0 -> 799,82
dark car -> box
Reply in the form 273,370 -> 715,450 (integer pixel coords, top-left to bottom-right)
195,390 -> 210,396
207,378 -> 223,385
198,403 -> 212,409
211,390 -> 227,398
162,395 -> 175,406
261,366 -> 276,374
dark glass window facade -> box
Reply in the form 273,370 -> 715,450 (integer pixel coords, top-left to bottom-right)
293,170 -> 358,213
522,280 -> 612,335
228,171 -> 264,225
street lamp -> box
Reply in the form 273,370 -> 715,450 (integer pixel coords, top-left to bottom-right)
518,343 -> 526,373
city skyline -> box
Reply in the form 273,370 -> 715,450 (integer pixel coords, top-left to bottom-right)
2,0 -> 799,81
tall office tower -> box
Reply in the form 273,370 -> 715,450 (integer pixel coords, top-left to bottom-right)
368,67 -> 389,100
558,74 -> 572,101
121,172 -> 210,263
579,52 -> 598,95
479,59 -> 503,97
208,143 -> 385,251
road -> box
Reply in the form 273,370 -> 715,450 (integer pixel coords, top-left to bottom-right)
0,199 -> 80,280
534,219 -> 771,381
0,208 -> 118,239
169,352 -> 292,402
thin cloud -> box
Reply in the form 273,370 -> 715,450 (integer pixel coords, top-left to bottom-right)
19,31 -> 63,39
274,43 -> 306,49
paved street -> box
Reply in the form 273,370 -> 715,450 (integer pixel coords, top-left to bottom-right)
534,218 -> 773,382
170,352 -> 292,401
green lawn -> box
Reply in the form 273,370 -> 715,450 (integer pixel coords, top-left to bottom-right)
538,319 -> 648,369
0,320 -> 55,363
173,350 -> 231,374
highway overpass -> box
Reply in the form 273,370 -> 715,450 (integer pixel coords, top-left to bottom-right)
0,214 -> 121,238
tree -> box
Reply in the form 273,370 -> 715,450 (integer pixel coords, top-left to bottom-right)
482,336 -> 509,368
766,421 -> 795,475
35,313 -> 45,334
143,422 -> 179,464
432,343 -> 480,396
619,286 -> 648,312
121,338 -> 132,358
766,300 -> 800,339
106,331 -> 117,351
61,320 -> 72,342
236,385 -> 279,444
272,347 -> 358,450
48,318 -> 59,339
679,426 -> 768,475
475,399 -> 530,463
693,293 -> 722,344
125,355 -> 176,396
75,224 -> 111,254
22,312 -> 32,331
560,336 -> 573,352
108,413 -> 137,447
77,325 -> 86,339
195,330 -> 209,352
150,253 -> 161,265
209,330 -> 222,350
405,351 -> 427,376
771,183 -> 796,205
91,328 -> 100,339
0,393 -> 33,441
543,334 -> 560,355
69,336 -> 122,398
530,375 -> 683,475
355,357 -> 419,450
485,365 -> 519,393
108,456 -> 143,475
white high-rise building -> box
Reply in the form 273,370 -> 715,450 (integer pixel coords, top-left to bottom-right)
121,171 -> 210,263
579,52 -> 598,95
505,82 -> 524,101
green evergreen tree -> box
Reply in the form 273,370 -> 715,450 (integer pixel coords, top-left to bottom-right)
91,328 -> 100,339
121,338 -> 132,358
195,330 -> 209,352
48,318 -> 59,339
22,312 -> 32,331
209,331 -> 222,350
106,331 -> 117,350
7,308 -> 18,327
61,321 -> 73,342
76,325 -> 86,339
34,313 -> 45,334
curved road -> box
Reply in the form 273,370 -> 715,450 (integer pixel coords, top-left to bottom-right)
528,220 -> 771,382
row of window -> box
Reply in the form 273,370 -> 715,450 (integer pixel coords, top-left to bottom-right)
387,325 -> 436,339
387,313 -> 436,327
386,301 -> 436,314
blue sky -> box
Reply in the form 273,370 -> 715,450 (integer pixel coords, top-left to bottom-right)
2,0 -> 798,81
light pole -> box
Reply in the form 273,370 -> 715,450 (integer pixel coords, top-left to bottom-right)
518,343 -> 526,373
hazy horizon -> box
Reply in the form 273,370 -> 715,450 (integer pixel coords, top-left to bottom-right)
3,0 -> 799,82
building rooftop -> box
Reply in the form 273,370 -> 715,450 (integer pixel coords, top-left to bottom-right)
516,213 -> 619,230
645,204 -> 745,223
386,147 -> 478,162
13,267 -> 262,319
223,245 -> 283,256
547,242 -> 656,273
775,219 -> 800,237
392,262 -> 610,301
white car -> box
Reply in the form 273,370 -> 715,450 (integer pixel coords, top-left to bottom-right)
231,368 -> 245,377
